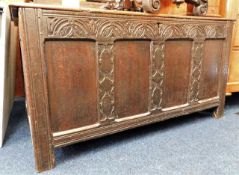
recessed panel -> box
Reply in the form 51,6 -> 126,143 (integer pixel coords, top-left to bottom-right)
45,40 -> 98,132
199,40 -> 223,100
163,40 -> 192,108
114,40 -> 150,118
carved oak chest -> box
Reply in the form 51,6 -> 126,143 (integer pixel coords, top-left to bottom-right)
10,4 -> 233,172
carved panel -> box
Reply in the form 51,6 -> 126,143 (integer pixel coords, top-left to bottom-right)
188,40 -> 204,103
47,17 -> 90,38
98,43 -> 116,123
150,41 -> 165,111
158,24 -> 184,39
125,21 -> 159,39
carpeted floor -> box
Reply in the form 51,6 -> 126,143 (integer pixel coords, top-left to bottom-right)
0,93 -> 239,175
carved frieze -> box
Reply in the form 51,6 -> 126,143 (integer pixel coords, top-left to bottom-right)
45,15 -> 226,40
158,23 -> 225,39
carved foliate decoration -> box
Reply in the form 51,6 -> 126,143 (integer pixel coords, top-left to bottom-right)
183,24 -> 205,38
150,41 -> 165,111
47,17 -> 90,38
158,24 -> 185,39
183,24 -> 224,39
94,20 -> 125,39
98,43 -> 116,122
125,22 -> 159,39
45,15 -> 226,40
158,24 -> 225,39
188,40 -> 204,103
204,25 -> 225,38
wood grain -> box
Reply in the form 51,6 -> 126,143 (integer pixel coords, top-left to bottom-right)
115,40 -> 150,118
199,40 -> 223,100
46,40 -> 98,132
163,40 -> 192,108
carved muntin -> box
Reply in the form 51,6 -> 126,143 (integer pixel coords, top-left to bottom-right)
150,41 -> 165,111
98,43 -> 116,123
188,40 -> 204,103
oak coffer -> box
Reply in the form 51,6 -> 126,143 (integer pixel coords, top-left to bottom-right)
10,3 -> 234,172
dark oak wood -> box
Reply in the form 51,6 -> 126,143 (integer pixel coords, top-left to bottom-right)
163,40 -> 192,108
46,40 -> 98,132
115,40 -> 150,118
199,39 -> 223,100
10,3 -> 234,172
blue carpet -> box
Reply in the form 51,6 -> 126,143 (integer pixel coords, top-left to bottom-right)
0,94 -> 239,175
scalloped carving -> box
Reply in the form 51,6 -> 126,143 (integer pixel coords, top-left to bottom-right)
189,40 -> 204,103
150,41 -> 165,111
46,16 -> 226,40
126,22 -> 159,39
96,21 -> 125,39
98,44 -> 116,122
159,24 -> 185,39
47,17 -> 90,38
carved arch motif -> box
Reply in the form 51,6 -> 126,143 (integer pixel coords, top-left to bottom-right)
46,16 -> 226,40
126,22 -> 159,39
96,20 -> 125,39
47,17 -> 90,38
